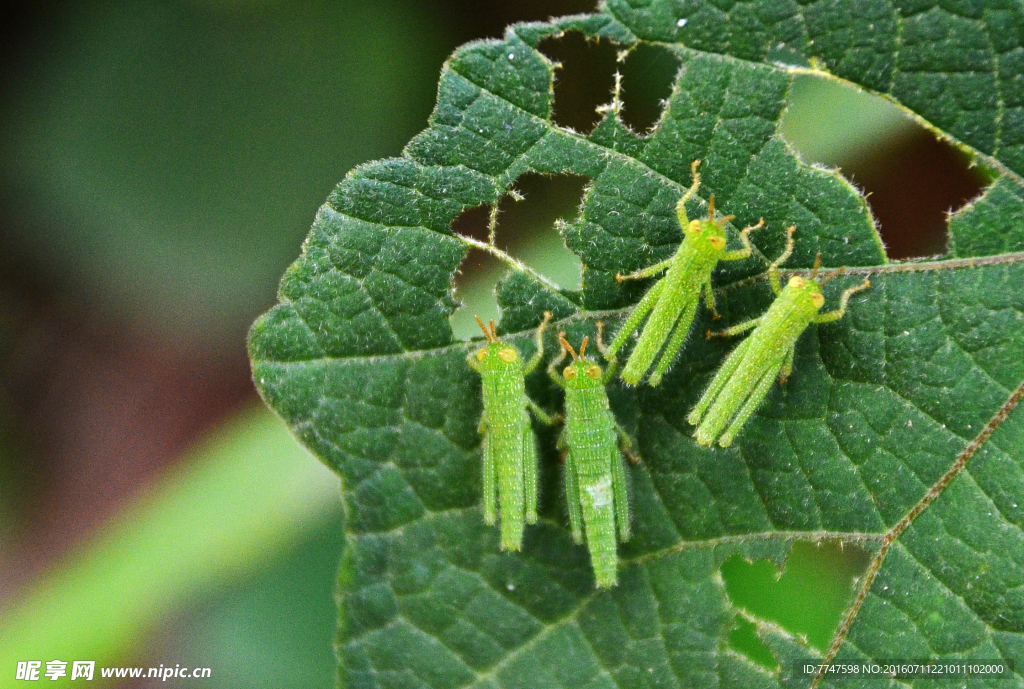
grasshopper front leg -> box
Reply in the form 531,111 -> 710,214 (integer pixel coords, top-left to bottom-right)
701,218 -> 764,319
527,398 -> 557,425
593,321 -> 619,384
703,278 -> 720,320
720,218 -> 765,262
814,278 -> 871,324
616,259 -> 673,283
547,343 -> 569,390
706,315 -> 763,340
769,225 -> 796,296
523,311 -> 553,375
779,343 -> 796,384
674,159 -> 702,228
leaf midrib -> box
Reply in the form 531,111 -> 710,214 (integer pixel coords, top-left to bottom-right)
256,251 -> 1024,367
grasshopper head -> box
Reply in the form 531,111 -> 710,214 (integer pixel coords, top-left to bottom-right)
685,194 -> 731,253
558,333 -> 604,390
784,255 -> 843,313
785,275 -> 825,311
473,317 -> 522,372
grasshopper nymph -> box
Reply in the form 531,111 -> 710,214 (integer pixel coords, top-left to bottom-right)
548,325 -> 634,588
688,227 -> 871,447
607,160 -> 765,387
468,311 -> 554,551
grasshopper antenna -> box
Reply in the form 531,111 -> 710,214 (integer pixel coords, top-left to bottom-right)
475,315 -> 497,343
558,332 -> 578,360
819,266 -> 846,285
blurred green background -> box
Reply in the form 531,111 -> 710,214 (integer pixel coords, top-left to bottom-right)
0,1 -> 987,686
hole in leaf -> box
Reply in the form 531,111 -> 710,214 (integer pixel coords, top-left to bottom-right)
450,204 -> 504,340
728,617 -> 778,672
780,76 -> 914,169
619,43 -> 680,134
450,203 -> 492,245
450,173 -> 588,340
721,540 -> 871,654
841,132 -> 989,259
781,76 -> 988,260
538,32 -> 617,135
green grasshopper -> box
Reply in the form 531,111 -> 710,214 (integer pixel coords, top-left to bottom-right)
467,312 -> 553,551
688,226 -> 871,447
548,325 -> 633,588
607,160 -> 765,387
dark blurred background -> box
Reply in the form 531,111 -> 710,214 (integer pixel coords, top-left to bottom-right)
0,1 -> 987,686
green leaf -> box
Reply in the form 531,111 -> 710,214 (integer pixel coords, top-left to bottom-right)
949,176 -> 1024,256
250,3 -> 1024,687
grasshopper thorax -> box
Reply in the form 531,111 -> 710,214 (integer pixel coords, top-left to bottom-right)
684,194 -> 733,253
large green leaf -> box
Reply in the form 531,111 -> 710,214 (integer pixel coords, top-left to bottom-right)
249,1 -> 1024,686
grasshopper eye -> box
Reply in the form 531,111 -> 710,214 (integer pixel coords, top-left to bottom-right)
563,366 -> 577,380
708,235 -> 726,250
687,220 -> 701,234
476,349 -> 488,361
586,364 -> 602,379
812,293 -> 825,308
498,347 -> 518,363
787,276 -> 805,289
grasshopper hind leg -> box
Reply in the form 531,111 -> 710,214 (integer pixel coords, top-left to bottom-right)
564,458 -> 584,544
607,279 -> 665,360
649,298 -> 699,387
687,336 -> 754,428
611,447 -> 631,542
523,418 -> 538,525
718,358 -> 783,447
561,434 -> 584,544
481,419 -> 497,526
